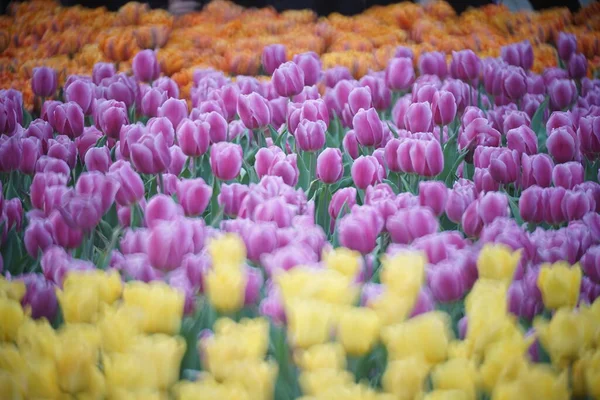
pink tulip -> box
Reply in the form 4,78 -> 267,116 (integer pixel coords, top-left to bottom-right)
47,135 -> 76,169
351,156 -> 384,189
237,93 -> 272,130
218,183 -> 250,217
158,98 -> 188,130
24,218 -> 54,258
419,51 -> 448,78
95,99 -> 129,139
342,130 -> 360,159
548,79 -> 577,111
108,160 -> 145,206
210,142 -> 243,181
449,49 -> 481,82
428,263 -> 467,303
459,118 -> 501,150
338,206 -> 383,254
253,197 -> 295,228
262,44 -> 287,75
132,49 -> 160,82
387,207 -> 439,244
84,146 -> 111,173
273,61 -> 304,97
557,32 -> 577,61
348,86 -> 372,115
489,148 -> 520,184
547,126 -> 579,163
404,101 -> 433,133
293,52 -> 321,86
168,145 -> 187,176
75,171 -> 120,214
418,181 -> 448,216
353,107 -> 383,147
396,138 -> 444,177
296,119 -> 326,152
562,190 -> 595,222
30,172 -> 69,210
177,178 -> 212,216
76,126 -> 103,162
506,126 -> 538,155
144,194 -> 184,228
18,136 -> 41,174
552,162 -> 584,189
48,210 -> 83,249
316,148 -> 343,184
445,181 -> 477,223
177,119 -> 210,157
31,67 -> 57,97
385,57 -> 415,90
147,218 -> 194,271
130,132 -> 171,174
244,266 -> 263,305
92,62 -> 116,85
432,90 -> 457,126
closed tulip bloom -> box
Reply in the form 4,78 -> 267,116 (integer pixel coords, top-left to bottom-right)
479,191 -> 510,225
342,130 -> 360,159
449,50 -> 481,82
30,172 -> 68,210
431,90 -> 457,126
296,119 -> 326,152
353,107 -> 383,147
273,61 -> 305,97
144,117 -> 176,147
92,62 -> 116,85
338,307 -> 380,356
360,75 -> 392,110
504,111 -> 532,135
501,66 -> 528,100
547,126 -> 579,163
507,126 -> 538,155
501,40 -> 534,70
548,79 -> 577,111
4,198 -> 22,231
132,49 -> 160,82
140,87 -> 167,117
347,86 -> 372,116
562,190 -> 595,221
47,135 -> 77,169
459,118 -> 502,150
397,138 -> 444,177
351,156 -> 384,189
95,99 -> 129,139
581,246 -> 600,283
237,93 -> 272,130
84,146 -> 111,173
428,263 -> 467,303
262,44 -> 287,75
461,200 -> 484,237
76,127 -> 102,162
338,209 -> 382,254
148,218 -> 194,271
218,183 -> 250,218
157,98 -> 187,130
24,119 -> 53,151
489,148 -> 520,184
37,155 -> 70,180
445,184 -> 476,223
553,162 -> 584,189
293,52 -> 321,86
578,115 -> 600,157
31,67 -> 57,97
176,178 -> 212,216
19,136 -> 41,174
323,66 -> 352,88
383,138 -> 401,172
557,32 -> 577,61
0,136 -> 22,172
316,147 -> 343,184
567,53 -> 587,80
537,262 -> 581,309
404,101 -> 433,133
108,160 -> 145,206
176,119 -> 210,157
521,153 -> 554,189
48,210 -> 84,250
153,76 -> 180,99
329,187 -> 357,228
412,83 -> 438,104
168,145 -> 187,176
387,206 -> 439,244
19,273 -> 58,320
385,57 -> 415,91
519,186 -> 545,223
24,217 -> 54,258
419,51 -> 448,78
391,94 -> 411,129
144,194 -> 183,229
64,79 -> 95,115
210,142 -> 243,181
419,181 -> 448,216
130,132 -> 171,174
53,102 -> 84,138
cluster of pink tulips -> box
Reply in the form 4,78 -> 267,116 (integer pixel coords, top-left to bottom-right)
1,29 -> 600,399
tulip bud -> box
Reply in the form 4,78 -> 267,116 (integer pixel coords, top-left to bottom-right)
132,49 -> 160,82
568,53 -> 587,80
547,126 -> 579,163
18,273 -> 58,320
459,118 -> 502,150
293,52 -> 321,87
557,32 -> 577,61
351,156 -> 384,189
157,98 -> 187,130
92,62 -> 116,85
430,90 -> 456,126
461,201 -> 483,237
217,183 -> 249,218
391,94 -> 411,129
449,49 -> 481,82
562,190 -> 595,222
147,218 -> 194,271
581,246 -> 600,283
489,148 -> 520,184
506,126 -> 538,155
253,197 -> 295,228
428,264 -> 466,303
176,119 -> 210,157
329,187 -> 357,231
52,102 -> 85,139
418,51 -> 448,78
48,135 -> 77,169
168,145 -> 187,176
140,87 -> 167,117
418,181 -> 448,216
210,142 -> 243,181
237,93 -> 272,130
19,136 -> 41,175
342,130 -> 360,159
348,86 -> 372,116
323,66 -> 352,87
552,162 -> 584,189
177,178 -> 212,216
262,44 -> 287,75
404,101 -> 433,133
501,40 -> 534,70
273,61 -> 305,97
501,65 -> 528,100
296,119 -> 326,152
445,181 -> 476,223
148,116 -> 175,147
95,99 -> 129,139
316,148 -> 343,184
24,218 -> 54,258
578,115 -> 600,157
521,153 -> 554,189
385,57 -> 415,91
353,107 -> 383,147
48,210 -> 84,249
387,206 -> 439,244
31,67 -> 57,98
338,207 -> 382,254
548,79 -> 577,111
130,132 -> 172,174
65,79 -> 96,115
397,138 -> 444,177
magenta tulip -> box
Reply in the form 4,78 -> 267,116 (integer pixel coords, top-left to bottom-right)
210,142 -> 243,181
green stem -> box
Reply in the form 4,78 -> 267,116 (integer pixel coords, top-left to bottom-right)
85,229 -> 95,261
158,172 -> 165,194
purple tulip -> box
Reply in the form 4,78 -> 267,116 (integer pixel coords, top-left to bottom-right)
130,132 -> 172,175
449,49 -> 481,82
293,52 -> 321,87
431,90 -> 456,126
387,206 -> 439,244
385,57 -> 415,91
132,49 -> 160,82
418,51 -> 448,78
4,198 -> 22,232
418,181 -> 448,216
210,142 -> 243,181
140,87 -> 167,117
428,263 -> 467,303
100,73 -> 137,109
547,126 -> 579,163
396,138 -> 444,177
48,210 -> 83,249
253,197 -> 295,229
176,119 -> 210,157
269,97 -> 288,129
352,107 -> 383,147
404,101 -> 433,133
218,183 -> 249,218
562,190 -> 595,222
501,40 -> 534,70
272,61 -> 304,97
147,218 -> 194,271
95,99 -> 129,139
36,156 -> 70,180
323,66 -> 352,88
521,153 -> 554,188
409,288 -> 435,317
329,187 -> 357,231
557,32 -> 577,61
459,118 -> 501,150
568,53 -> 587,80
262,44 -> 287,75
177,178 -> 212,216
47,135 -> 76,169
18,136 -> 41,175
31,67 -> 58,98
578,115 -> 600,157
581,246 -> 600,283
295,119 -> 327,152
52,102 -> 84,139
347,86 -> 372,116
351,156 -> 384,189
147,116 -> 177,149
342,130 -> 360,159
548,79 -> 577,111
24,119 -> 53,151
316,148 -> 343,184
391,94 -> 411,129
24,218 -> 54,258
489,148 -> 520,184
92,62 -> 116,85
237,93 -> 272,130
167,145 -> 187,176
18,273 -> 58,320
552,162 -> 584,189
84,146 -> 111,173
64,79 -> 96,115
501,65 -> 528,100
506,125 -> 538,155
338,206 -> 383,254
359,75 -> 391,110
107,160 -> 144,206
445,181 -> 476,223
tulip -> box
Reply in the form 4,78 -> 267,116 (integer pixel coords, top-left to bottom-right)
262,44 -> 287,75
449,50 -> 481,82
210,142 -> 243,181
176,119 -> 210,157
552,162 -> 584,190
269,97 -> 288,129
459,118 -> 501,150
581,246 -> 600,283
323,66 -> 352,88
147,218 -> 194,271
578,115 -> 600,157
431,90 -> 457,126
31,67 -> 57,98
419,51 -> 448,78
52,102 -> 84,139
64,79 -> 95,115
24,218 -> 54,258
293,52 -> 321,87
329,187 -> 357,230
548,79 -> 577,111
391,94 -> 411,129
506,126 -> 538,155
152,77 -> 179,100
412,83 -> 438,104
273,61 -> 305,97
24,119 -> 53,151
360,75 -> 392,110
176,178 -> 212,216
489,148 -> 520,184
155,173 -> 178,196
75,172 -> 120,215
501,40 -> 534,70
18,273 -> 58,320
237,93 -> 272,130
501,66 -> 527,100
132,49 -> 160,82
521,153 -> 554,189
292,85 -> 320,103
48,210 -> 84,249
288,99 -> 329,134
43,185 -> 71,217
19,136 -> 41,175
3,198 -> 22,232
95,99 -> 129,139
347,86 -> 372,116
316,148 -> 343,184
428,263 -> 467,303
338,207 -> 383,254
353,107 -> 383,147
47,135 -> 77,169
445,182 -> 476,223
218,183 -> 249,217
387,206 -> 439,244
461,201 -> 484,237
269,153 -> 299,187
342,130 -> 360,159
556,32 -> 577,61
75,127 -> 102,163
562,190 -> 595,222
168,145 -> 187,176
0,136 -> 21,172
130,132 -> 172,175
419,181 -> 448,216
546,126 -> 579,163
140,87 -> 167,117
253,196 -> 296,228
396,138 -> 444,177
92,62 -> 116,85
385,57 -> 415,91
158,98 -> 188,130
296,119 -> 326,152
504,110 -> 532,134
100,73 -> 137,109
147,116 -> 175,147
351,156 -> 384,190
568,53 -> 587,80
30,172 -> 68,211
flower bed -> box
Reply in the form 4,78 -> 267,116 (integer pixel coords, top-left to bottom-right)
1,0 -> 600,399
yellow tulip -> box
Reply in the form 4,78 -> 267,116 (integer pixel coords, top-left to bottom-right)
208,233 -> 247,267
381,311 -> 452,365
368,290 -> 414,327
16,318 -> 58,360
491,381 -> 527,400
431,358 -> 478,400
380,251 -> 426,299
572,352 -> 591,398
421,390 -> 470,400
0,344 -> 25,377
104,352 -> 160,392
299,368 -> 355,396
173,379 -> 251,400
479,338 -> 530,392
286,300 -> 334,349
129,334 -> 186,390
477,244 -> 521,283
123,281 -> 184,335
521,364 -> 569,400
0,370 -> 24,400
465,279 -> 508,319
98,304 -> 142,353
106,388 -> 169,400
294,342 -> 346,371
323,247 -> 362,279
63,269 -> 123,305
0,276 -> 26,301
205,267 -> 247,313
220,359 -> 278,400
584,350 -> 600,398
212,317 -> 270,359
56,284 -> 101,324
337,307 -> 380,356
382,355 -> 431,400
0,297 -> 25,342
276,267 -> 358,307
54,329 -> 103,394
537,262 -> 582,310
24,358 -> 62,399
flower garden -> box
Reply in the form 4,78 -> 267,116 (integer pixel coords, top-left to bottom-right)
1,0 -> 600,398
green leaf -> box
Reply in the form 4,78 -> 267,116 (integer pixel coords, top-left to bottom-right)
386,122 -> 398,138
382,179 -> 399,193
531,97 -> 549,137
22,108 -> 33,129
443,150 -> 469,187
275,128 -> 288,151
399,174 -> 412,194
210,207 -> 224,228
242,160 -> 258,184
3,229 -> 24,275
331,201 -> 350,246
332,176 -> 353,192
130,203 -> 144,229
306,179 -> 320,201
508,196 -> 524,226
95,135 -> 108,148
296,150 -> 310,191
316,184 -> 332,236
98,227 -> 123,269
210,178 -> 221,219
179,157 -> 192,179
268,125 -> 279,145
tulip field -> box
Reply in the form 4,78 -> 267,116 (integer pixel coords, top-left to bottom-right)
3,0 -> 600,398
